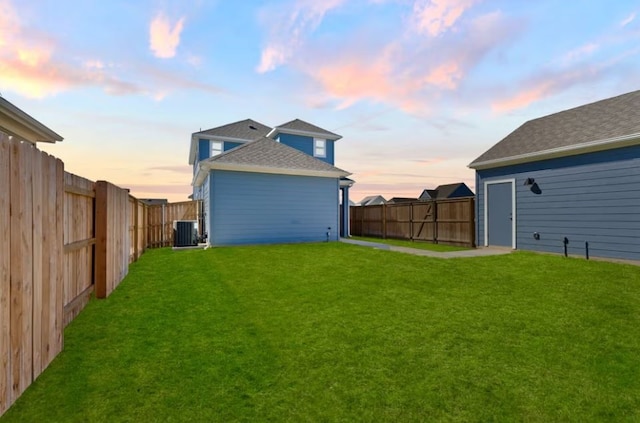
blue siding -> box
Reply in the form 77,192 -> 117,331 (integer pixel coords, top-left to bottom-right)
224,141 -> 242,151
198,139 -> 210,161
278,133 -> 335,165
477,145 -> 640,260
209,170 -> 340,245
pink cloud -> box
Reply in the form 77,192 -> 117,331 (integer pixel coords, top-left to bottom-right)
491,81 -> 555,112
303,10 -> 521,114
256,0 -> 346,73
423,62 -> 462,89
149,12 -> 186,59
491,63 -> 613,113
412,0 -> 478,36
0,1 -> 219,100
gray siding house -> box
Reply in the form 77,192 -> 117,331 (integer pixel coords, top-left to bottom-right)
469,90 -> 640,261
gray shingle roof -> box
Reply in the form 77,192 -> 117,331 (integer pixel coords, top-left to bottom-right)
206,137 -> 349,174
470,90 -> 640,168
195,119 -> 271,140
272,119 -> 341,140
434,183 -> 474,199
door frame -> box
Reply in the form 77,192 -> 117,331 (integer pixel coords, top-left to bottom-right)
484,178 -> 516,249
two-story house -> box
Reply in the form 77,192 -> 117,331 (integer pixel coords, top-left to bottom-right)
189,119 -> 354,246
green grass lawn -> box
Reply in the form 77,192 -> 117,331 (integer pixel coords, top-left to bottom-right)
2,244 -> 640,422
349,236 -> 469,252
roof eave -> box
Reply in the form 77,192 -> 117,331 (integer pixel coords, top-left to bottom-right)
268,127 -> 342,141
469,133 -> 640,170
201,161 -> 350,179
0,98 -> 63,143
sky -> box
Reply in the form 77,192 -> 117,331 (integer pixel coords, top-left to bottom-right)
1,0 -> 639,203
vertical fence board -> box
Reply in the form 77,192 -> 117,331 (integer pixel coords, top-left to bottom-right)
10,141 -> 34,401
94,182 -> 108,299
31,149 -> 43,378
53,159 -> 64,357
0,135 -> 11,414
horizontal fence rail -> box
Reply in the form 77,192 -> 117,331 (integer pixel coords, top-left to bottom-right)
350,197 -> 476,248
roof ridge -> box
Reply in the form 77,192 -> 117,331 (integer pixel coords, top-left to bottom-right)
195,118 -> 270,135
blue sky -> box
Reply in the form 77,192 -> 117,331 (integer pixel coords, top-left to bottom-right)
1,0 -> 639,202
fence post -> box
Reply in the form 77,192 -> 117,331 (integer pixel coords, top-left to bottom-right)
409,203 -> 414,240
433,200 -> 438,244
382,204 -> 387,239
468,198 -> 475,248
94,181 -> 108,299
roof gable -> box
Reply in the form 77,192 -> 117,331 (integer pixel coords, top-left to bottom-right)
193,137 -> 350,186
419,189 -> 437,200
434,183 -> 474,198
470,90 -> 640,169
268,119 -> 342,140
189,119 -> 271,164
358,195 -> 386,206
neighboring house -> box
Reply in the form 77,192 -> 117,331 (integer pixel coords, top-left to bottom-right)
419,183 -> 475,201
139,198 -> 168,206
190,119 -> 353,245
358,195 -> 387,206
0,96 -> 63,144
387,197 -> 417,204
418,189 -> 438,201
469,90 -> 640,261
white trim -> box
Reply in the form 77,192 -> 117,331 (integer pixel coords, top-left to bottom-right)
267,127 -> 342,141
484,178 -> 516,249
192,161 -> 350,186
0,97 -> 63,143
314,138 -> 326,158
470,133 -> 640,170
210,140 -> 223,157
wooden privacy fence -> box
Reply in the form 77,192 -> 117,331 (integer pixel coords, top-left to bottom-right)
350,197 -> 476,247
0,135 -> 202,416
147,201 -> 202,248
1,136 -> 64,415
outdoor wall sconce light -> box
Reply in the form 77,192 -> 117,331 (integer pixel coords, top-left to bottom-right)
533,232 -> 540,240
524,177 -> 535,186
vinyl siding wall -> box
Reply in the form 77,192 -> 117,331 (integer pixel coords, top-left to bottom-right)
209,170 -> 340,245
477,145 -> 640,260
278,133 -> 335,165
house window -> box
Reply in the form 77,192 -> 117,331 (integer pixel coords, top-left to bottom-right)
211,140 -> 223,157
314,138 -> 326,158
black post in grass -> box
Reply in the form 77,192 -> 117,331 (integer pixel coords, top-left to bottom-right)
585,241 -> 589,260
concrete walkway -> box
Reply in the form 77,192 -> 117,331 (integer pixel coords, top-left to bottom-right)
340,238 -> 512,259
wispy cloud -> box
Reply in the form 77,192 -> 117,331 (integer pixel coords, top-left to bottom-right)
620,12 -> 636,27
562,42 -> 599,64
493,20 -> 640,113
149,11 -> 186,59
411,0 -> 478,36
147,165 -> 192,173
256,0 -> 346,73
